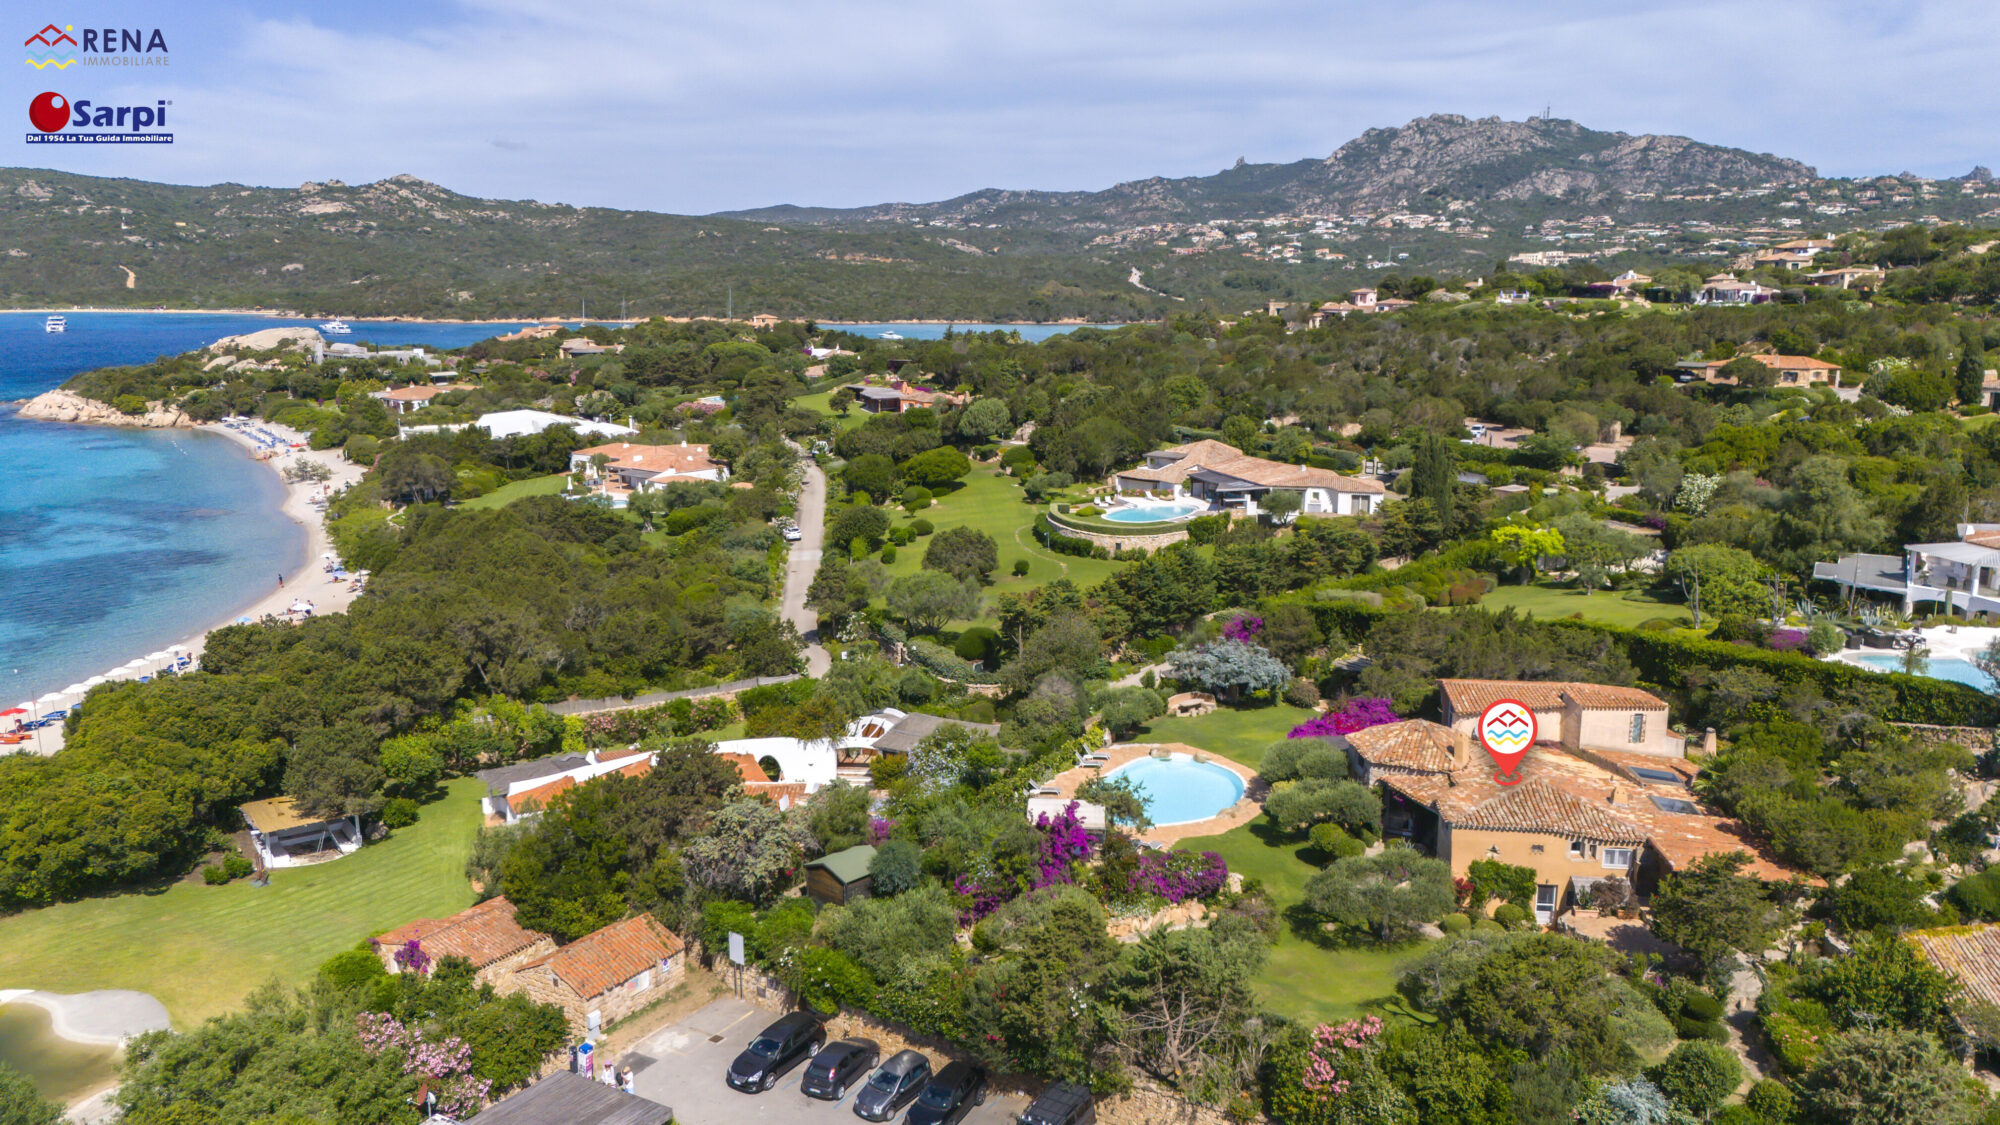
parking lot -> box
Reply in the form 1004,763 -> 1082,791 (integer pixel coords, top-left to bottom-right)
616,998 -> 1028,1125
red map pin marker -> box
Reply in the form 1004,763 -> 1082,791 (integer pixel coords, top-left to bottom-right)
1477,699 -> 1536,786
29,92 -> 70,133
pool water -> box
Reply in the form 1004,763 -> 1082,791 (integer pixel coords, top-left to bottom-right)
1101,503 -> 1205,523
1851,652 -> 1996,691
0,1004 -> 120,1103
1107,754 -> 1246,825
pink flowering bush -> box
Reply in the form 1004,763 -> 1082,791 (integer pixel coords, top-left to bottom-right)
355,1012 -> 491,1118
1301,1015 -> 1387,1096
1127,850 -> 1228,904
1223,615 -> 1264,642
1289,698 -> 1398,739
954,801 -> 1094,923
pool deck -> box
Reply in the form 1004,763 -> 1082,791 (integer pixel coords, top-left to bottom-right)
1041,742 -> 1266,846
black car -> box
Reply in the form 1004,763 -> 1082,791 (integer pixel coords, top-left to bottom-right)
853,1049 -> 932,1121
1018,1082 -> 1094,1125
801,1037 -> 881,1101
905,1060 -> 988,1125
726,1011 -> 825,1093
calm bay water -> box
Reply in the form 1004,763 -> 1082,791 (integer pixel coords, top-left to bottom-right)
0,313 -> 1110,706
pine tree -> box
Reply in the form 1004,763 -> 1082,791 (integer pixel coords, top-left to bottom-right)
1411,430 -> 1456,531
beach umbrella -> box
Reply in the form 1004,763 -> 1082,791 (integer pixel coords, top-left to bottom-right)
0,707 -> 25,718
36,693 -> 62,705
236,616 -> 253,624
61,683 -> 87,696
146,650 -> 170,661
82,676 -> 107,687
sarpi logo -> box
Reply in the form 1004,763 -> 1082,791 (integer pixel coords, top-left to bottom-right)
26,22 -> 168,69
24,22 -> 76,69
26,91 -> 172,144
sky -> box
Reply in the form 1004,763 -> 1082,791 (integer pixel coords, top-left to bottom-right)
13,0 -> 1998,215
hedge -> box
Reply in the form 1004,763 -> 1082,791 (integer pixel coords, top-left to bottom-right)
906,639 -> 999,685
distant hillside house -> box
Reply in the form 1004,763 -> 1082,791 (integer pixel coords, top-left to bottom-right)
1675,354 -> 1842,388
1114,439 -> 1386,517
568,441 -> 728,493
502,915 -> 686,1035
1801,266 -> 1884,290
852,379 -> 969,414
240,796 -> 362,869
558,338 -> 625,358
371,896 -> 556,984
369,382 -> 470,415
1694,274 -> 1778,305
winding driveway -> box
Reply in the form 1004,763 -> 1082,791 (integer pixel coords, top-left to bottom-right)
781,456 -> 832,677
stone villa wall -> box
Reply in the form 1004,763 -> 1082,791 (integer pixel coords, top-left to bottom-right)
1045,518 -> 1191,552
501,953 -> 687,1033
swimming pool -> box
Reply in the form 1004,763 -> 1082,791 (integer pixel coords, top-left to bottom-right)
1850,652 -> 1996,691
1101,502 -> 1205,523
1107,753 -> 1246,825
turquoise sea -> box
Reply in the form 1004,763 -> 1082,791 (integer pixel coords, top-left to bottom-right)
0,313 -> 1113,706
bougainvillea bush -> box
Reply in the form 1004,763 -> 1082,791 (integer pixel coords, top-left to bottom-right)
1289,698 -> 1398,739
953,800 -> 1095,923
1127,849 -> 1229,904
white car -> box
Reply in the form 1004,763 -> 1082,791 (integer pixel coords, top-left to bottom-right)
782,526 -> 803,542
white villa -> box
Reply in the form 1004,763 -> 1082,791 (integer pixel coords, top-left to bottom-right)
240,797 -> 362,869
1113,439 -> 1386,517
567,441 -> 729,493
1817,524 -> 2000,617
474,410 -> 638,440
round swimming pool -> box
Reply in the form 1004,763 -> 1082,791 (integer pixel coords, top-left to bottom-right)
1107,753 -> 1246,825
1100,502 -> 1205,523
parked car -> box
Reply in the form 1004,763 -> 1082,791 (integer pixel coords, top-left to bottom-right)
905,1060 -> 987,1125
782,526 -> 803,542
1017,1082 -> 1095,1125
726,1011 -> 825,1093
801,1037 -> 880,1101
853,1049 -> 931,1121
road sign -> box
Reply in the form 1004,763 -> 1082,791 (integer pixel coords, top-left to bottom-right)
728,931 -> 746,966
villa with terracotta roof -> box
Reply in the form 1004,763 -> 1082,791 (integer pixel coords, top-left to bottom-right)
1438,678 -> 1685,758
850,378 -> 970,414
1334,679 -> 1775,924
568,441 -> 729,494
500,915 -> 687,1035
1910,924 -> 2000,1012
371,896 -> 556,985
368,382 -> 472,414
1113,439 -> 1386,518
1674,354 -> 1843,388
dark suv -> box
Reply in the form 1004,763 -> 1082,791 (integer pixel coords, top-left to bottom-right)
853,1049 -> 931,1121
726,1011 -> 825,1093
905,1060 -> 988,1125
801,1037 -> 881,1101
1018,1082 -> 1095,1125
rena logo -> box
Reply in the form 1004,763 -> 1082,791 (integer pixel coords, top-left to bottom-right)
26,90 -> 172,144
25,23 -> 168,70
24,22 -> 76,69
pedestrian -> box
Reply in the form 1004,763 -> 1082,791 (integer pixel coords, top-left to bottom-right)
601,1063 -> 618,1087
277,572 -> 284,588
621,1069 -> 635,1095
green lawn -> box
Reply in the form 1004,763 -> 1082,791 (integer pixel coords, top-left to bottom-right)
460,473 -> 568,510
0,780 -> 485,1027
794,391 -> 869,431
1135,703 -> 1317,768
1181,819 -> 1430,1026
1474,582 -> 1692,629
867,469 -> 1126,628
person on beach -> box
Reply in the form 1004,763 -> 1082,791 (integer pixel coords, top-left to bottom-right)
277,573 -> 284,588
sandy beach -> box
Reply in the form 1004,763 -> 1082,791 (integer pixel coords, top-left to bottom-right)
9,419 -> 367,756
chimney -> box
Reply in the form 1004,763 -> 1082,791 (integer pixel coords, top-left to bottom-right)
1451,728 -> 1473,771
1608,783 -> 1625,806
1701,728 -> 1717,757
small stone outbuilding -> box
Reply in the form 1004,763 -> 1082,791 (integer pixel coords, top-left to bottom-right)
502,915 -> 686,1035
370,896 -> 556,986
804,844 -> 877,905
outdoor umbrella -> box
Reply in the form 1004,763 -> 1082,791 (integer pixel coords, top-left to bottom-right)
61,683 -> 87,696
83,676 -> 107,687
36,693 -> 62,705
145,651 -> 170,663
121,659 -> 147,671
0,707 -> 25,718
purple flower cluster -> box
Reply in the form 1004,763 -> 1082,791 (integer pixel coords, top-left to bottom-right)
1127,850 -> 1228,904
393,939 -> 431,975
355,1012 -> 491,1117
955,801 -> 1095,923
1288,697 -> 1398,739
1768,628 -> 1808,652
868,817 -> 895,845
1223,615 -> 1264,642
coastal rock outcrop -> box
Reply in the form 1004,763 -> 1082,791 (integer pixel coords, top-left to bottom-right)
16,388 -> 193,428
205,326 -> 324,354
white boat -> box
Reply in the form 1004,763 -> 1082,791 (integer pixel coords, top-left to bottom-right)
877,330 -> 903,340
44,315 -> 65,333
319,319 -> 352,334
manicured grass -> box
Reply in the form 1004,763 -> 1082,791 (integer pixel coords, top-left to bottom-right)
794,391 -> 869,431
1134,703 -> 1317,768
1181,819 -> 1430,1026
1474,582 -> 1693,629
863,469 -> 1126,628
460,472 -> 568,510
0,779 -> 485,1028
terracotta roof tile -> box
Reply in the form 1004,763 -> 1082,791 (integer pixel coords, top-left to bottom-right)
1561,683 -> 1668,710
1344,719 -> 1461,773
374,897 -> 550,969
523,915 -> 685,1000
1440,679 -> 1571,714
511,756 -> 652,813
1911,925 -> 2000,1008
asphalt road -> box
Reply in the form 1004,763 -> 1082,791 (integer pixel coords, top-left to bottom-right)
780,457 -> 831,678
618,998 -> 1026,1125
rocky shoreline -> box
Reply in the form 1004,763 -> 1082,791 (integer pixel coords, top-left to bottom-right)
14,388 -> 193,428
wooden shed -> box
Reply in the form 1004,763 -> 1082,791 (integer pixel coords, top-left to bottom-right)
804,844 -> 876,905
